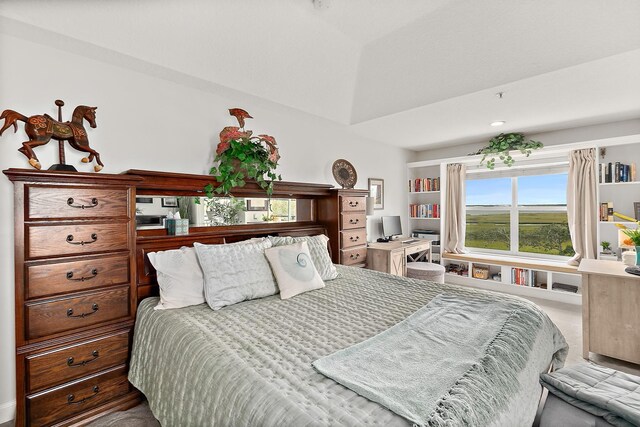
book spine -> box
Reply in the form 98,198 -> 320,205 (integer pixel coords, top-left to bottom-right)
615,162 -> 620,183
607,162 -> 612,183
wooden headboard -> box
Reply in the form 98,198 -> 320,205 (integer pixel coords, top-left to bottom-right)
125,169 -> 336,302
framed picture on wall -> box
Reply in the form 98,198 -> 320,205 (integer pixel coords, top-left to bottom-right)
368,178 -> 384,210
246,199 -> 269,211
161,197 -> 178,207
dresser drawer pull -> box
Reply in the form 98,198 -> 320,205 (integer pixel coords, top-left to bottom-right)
67,197 -> 99,209
66,268 -> 99,282
66,233 -> 98,245
67,386 -> 99,405
350,253 -> 361,259
67,303 -> 99,318
349,236 -> 360,242
348,200 -> 359,207
67,350 -> 99,367
349,218 -> 360,224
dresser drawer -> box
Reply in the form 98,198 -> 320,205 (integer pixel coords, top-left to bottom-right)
340,196 -> 366,212
341,246 -> 367,266
341,229 -> 367,249
409,242 -> 431,254
27,223 -> 129,259
26,254 -> 130,299
26,365 -> 129,426
341,212 -> 366,230
27,186 -> 129,220
26,330 -> 130,392
26,287 -> 130,340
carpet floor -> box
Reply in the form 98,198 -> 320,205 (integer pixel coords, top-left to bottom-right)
85,295 -> 640,426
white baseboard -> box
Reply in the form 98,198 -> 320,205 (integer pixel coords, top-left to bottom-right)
0,400 -> 15,424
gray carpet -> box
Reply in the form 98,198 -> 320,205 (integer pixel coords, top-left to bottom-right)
84,295 -> 639,426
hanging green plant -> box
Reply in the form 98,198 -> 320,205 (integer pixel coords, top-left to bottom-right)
479,133 -> 543,169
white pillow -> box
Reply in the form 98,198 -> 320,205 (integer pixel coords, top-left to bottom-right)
264,241 -> 325,299
194,240 -> 277,310
146,247 -> 205,310
268,234 -> 338,281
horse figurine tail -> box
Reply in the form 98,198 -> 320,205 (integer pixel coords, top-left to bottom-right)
0,110 -> 28,136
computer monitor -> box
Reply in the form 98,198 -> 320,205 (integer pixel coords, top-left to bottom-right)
381,215 -> 402,241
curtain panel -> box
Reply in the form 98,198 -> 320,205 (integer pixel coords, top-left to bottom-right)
443,163 -> 467,254
567,148 -> 597,266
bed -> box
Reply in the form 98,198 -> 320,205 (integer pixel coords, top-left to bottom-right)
128,264 -> 568,427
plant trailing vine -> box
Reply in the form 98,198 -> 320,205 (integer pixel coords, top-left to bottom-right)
478,133 -> 543,169
206,108 -> 281,197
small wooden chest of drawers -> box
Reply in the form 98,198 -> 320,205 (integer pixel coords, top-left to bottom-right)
4,169 -> 141,427
318,189 -> 369,267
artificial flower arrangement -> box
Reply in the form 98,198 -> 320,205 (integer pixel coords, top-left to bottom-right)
613,212 -> 640,247
206,108 -> 281,197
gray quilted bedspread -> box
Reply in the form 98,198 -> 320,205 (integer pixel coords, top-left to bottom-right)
129,265 -> 568,427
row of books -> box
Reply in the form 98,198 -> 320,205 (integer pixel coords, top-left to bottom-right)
409,177 -> 440,192
599,162 -> 636,183
409,203 -> 440,218
599,202 -> 614,221
511,268 -> 536,286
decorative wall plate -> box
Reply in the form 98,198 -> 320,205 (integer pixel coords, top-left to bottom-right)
332,159 -> 357,189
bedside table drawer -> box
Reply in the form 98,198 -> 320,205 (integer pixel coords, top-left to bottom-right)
27,186 -> 129,220
341,212 -> 366,230
341,229 -> 366,249
341,246 -> 367,266
27,223 -> 129,259
341,196 -> 366,212
26,330 -> 130,392
26,287 -> 130,340
26,365 -> 129,427
26,254 -> 130,299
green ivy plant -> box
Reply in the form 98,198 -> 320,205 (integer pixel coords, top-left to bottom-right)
479,133 -> 543,169
205,108 -> 281,198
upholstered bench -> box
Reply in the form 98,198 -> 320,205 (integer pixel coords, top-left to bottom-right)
406,262 -> 445,284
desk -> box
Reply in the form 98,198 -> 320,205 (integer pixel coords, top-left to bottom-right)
367,238 -> 431,276
578,259 -> 640,364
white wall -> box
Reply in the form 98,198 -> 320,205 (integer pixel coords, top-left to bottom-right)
0,33 -> 411,420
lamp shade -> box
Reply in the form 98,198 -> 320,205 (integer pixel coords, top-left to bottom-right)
366,196 -> 375,216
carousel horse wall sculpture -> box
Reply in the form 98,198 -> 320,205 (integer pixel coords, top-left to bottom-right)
0,99 -> 104,172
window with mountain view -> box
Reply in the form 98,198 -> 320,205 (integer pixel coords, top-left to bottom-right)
466,172 -> 574,258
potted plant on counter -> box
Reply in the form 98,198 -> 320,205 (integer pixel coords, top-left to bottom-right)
206,108 -> 281,197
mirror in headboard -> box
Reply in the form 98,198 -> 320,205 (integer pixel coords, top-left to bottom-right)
135,196 -> 313,229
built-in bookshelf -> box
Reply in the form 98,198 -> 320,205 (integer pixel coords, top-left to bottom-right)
406,161 -> 444,263
597,142 -> 640,259
442,253 -> 581,304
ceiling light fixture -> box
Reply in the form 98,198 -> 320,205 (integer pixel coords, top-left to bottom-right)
490,121 -> 506,127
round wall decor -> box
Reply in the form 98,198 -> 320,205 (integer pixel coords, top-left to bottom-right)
332,159 -> 357,189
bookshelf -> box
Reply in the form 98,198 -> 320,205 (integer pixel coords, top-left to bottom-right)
406,160 -> 444,263
596,142 -> 640,259
441,253 -> 582,304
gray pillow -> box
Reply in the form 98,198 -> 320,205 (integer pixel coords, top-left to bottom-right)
268,234 -> 338,280
194,240 -> 277,310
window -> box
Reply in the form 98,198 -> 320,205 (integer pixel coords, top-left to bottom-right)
466,171 -> 574,258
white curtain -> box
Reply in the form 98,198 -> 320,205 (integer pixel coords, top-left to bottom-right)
567,148 -> 597,266
443,163 -> 467,254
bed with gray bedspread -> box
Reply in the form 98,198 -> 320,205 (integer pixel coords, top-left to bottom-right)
129,265 -> 568,427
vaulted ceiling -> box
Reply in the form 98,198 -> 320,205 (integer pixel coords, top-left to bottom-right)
1,0 -> 639,150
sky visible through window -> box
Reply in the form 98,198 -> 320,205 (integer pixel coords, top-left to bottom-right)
466,173 -> 567,206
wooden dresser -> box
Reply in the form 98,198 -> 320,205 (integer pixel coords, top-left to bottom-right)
317,189 -> 369,267
4,169 -> 141,426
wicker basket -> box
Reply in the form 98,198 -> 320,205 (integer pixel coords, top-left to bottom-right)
472,265 -> 490,280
